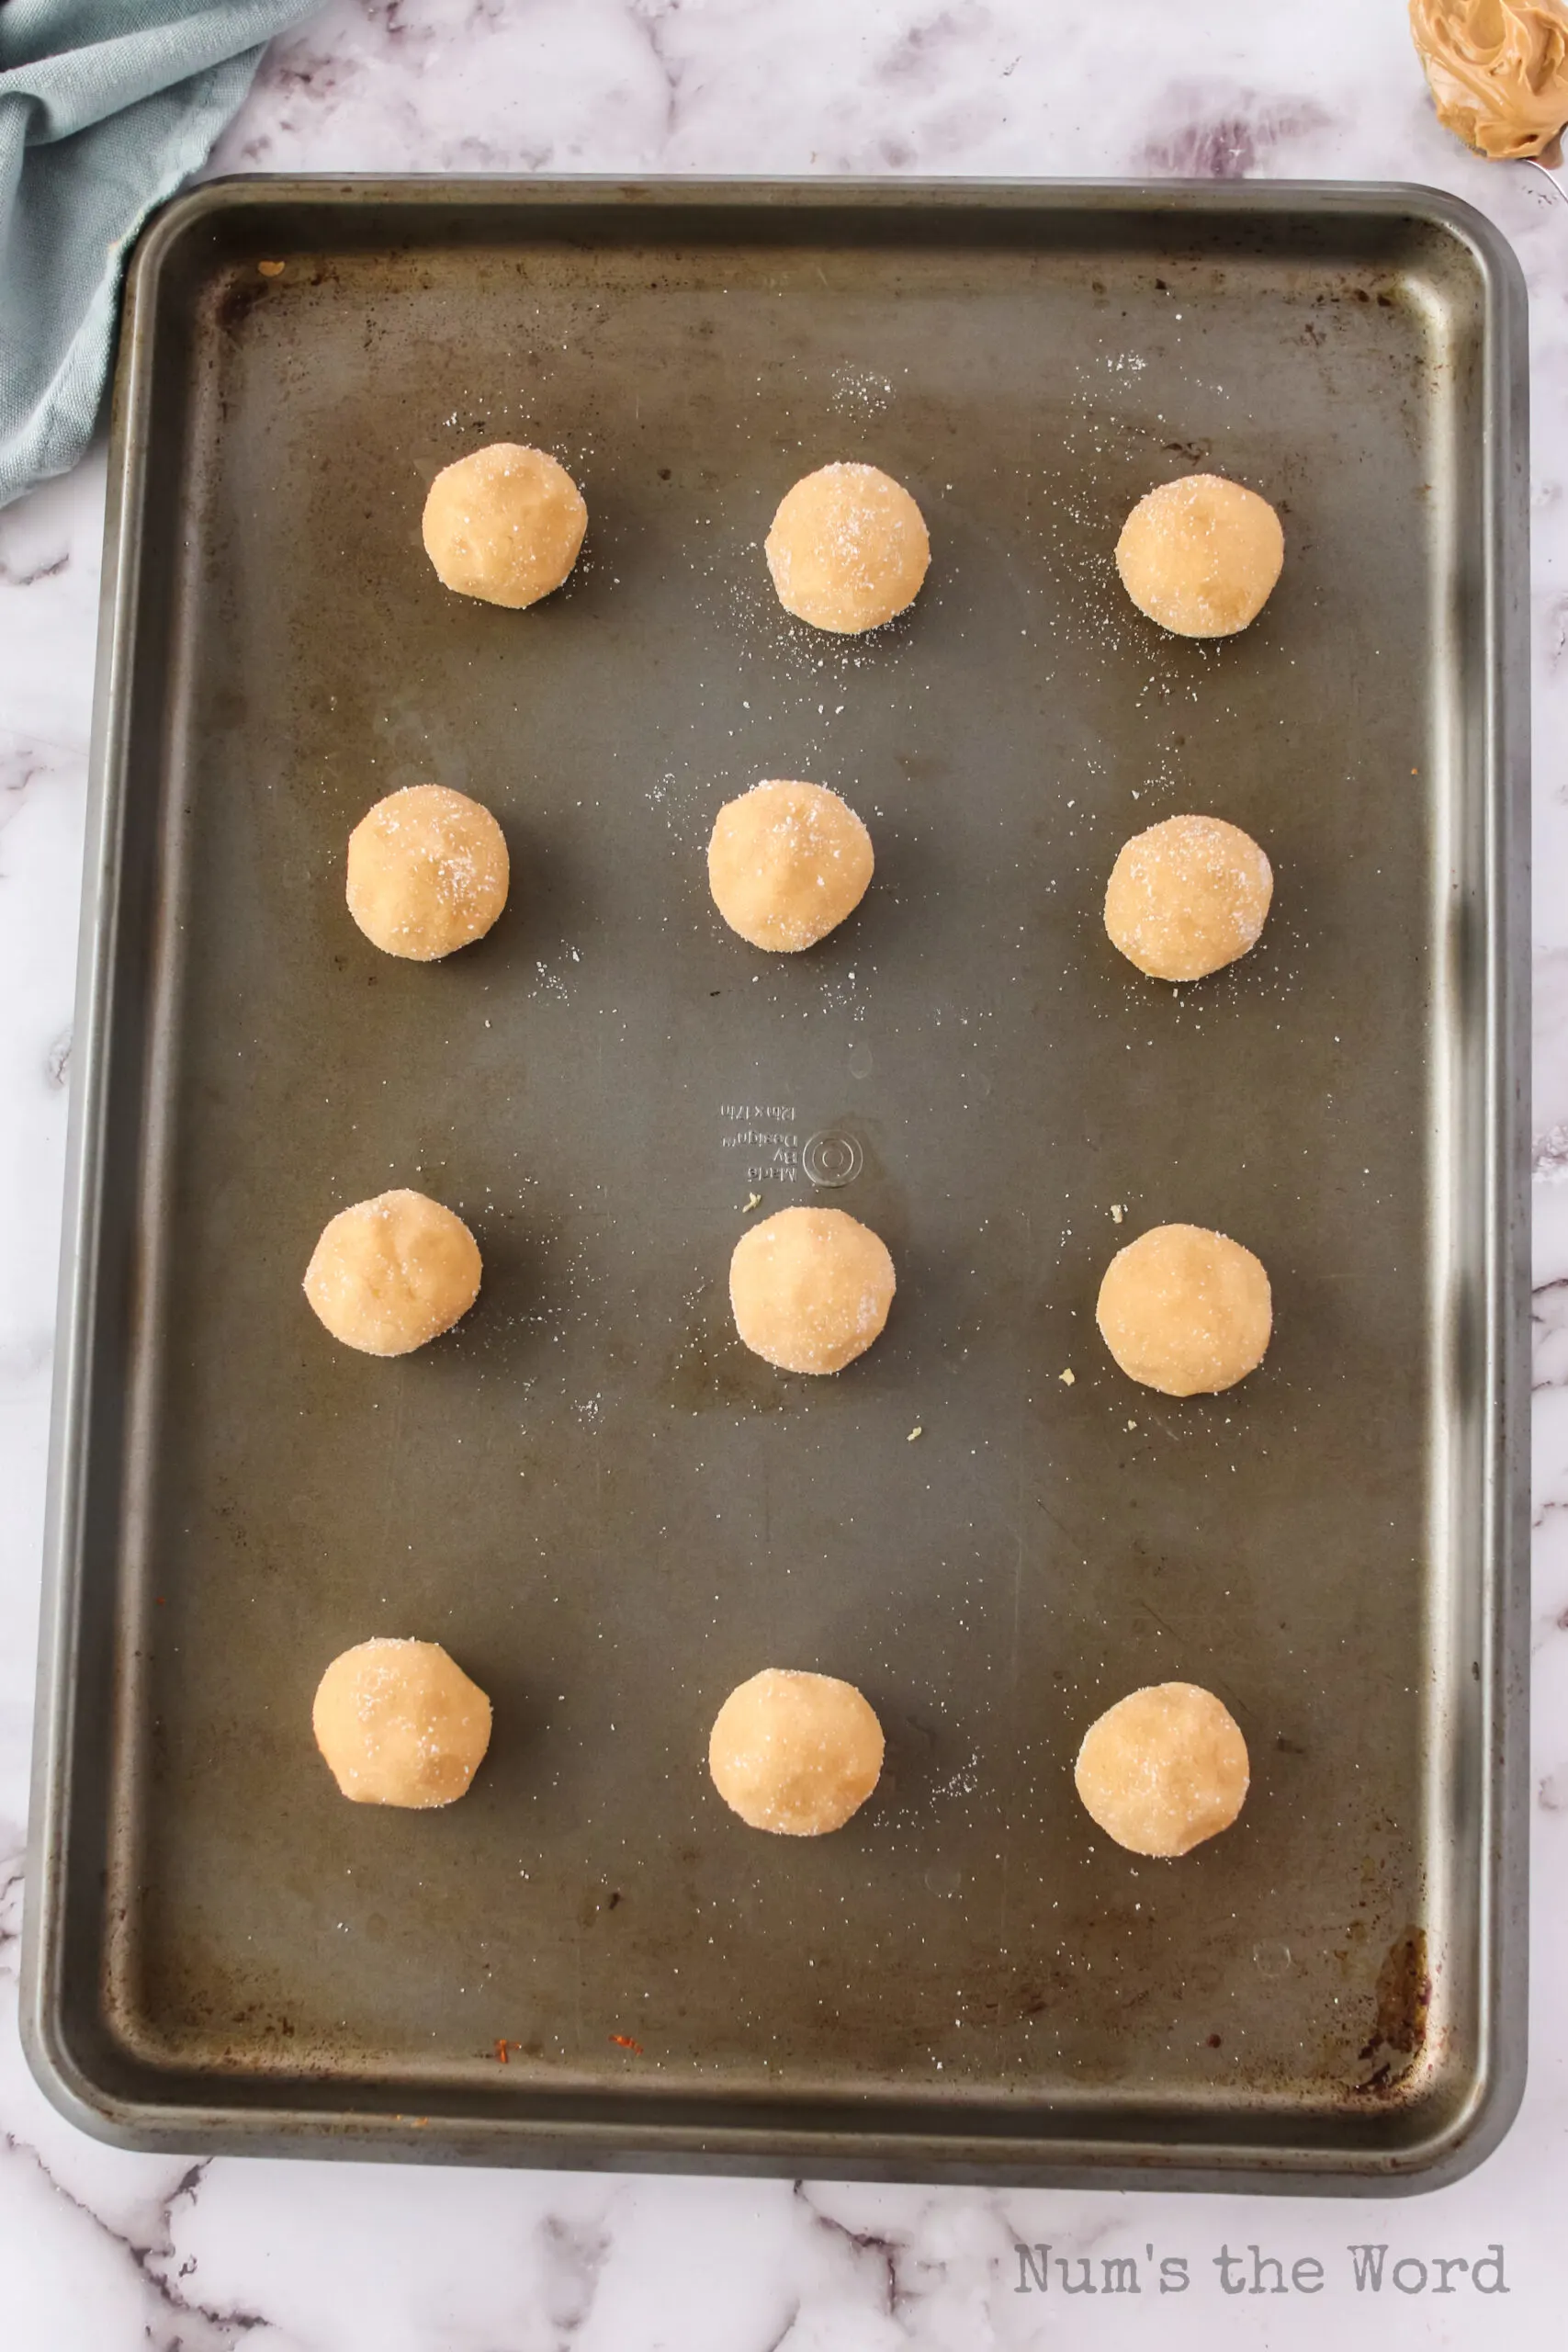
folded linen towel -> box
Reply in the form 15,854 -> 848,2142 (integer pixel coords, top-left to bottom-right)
0,0 -> 317,509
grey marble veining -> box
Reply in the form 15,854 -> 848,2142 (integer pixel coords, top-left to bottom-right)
1,2 -> 1565,2343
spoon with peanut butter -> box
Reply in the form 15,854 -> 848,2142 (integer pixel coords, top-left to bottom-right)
1410,0 -> 1568,202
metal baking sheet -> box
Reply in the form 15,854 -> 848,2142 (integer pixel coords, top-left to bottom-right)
21,178 -> 1529,2188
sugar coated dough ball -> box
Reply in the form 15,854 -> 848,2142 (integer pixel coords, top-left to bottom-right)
1075,1681 -> 1249,1857
1097,1223 -> 1270,1396
730,1205 -> 895,1374
1104,813 -> 1272,982
1116,473 -> 1283,638
313,1637 -> 491,1808
305,1188 -> 481,1356
347,785 -> 510,961
422,442 -> 587,608
765,461 -> 930,633
709,1668 -> 884,1835
708,779 -> 874,951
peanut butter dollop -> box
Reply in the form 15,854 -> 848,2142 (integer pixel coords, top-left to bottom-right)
1411,0 -> 1568,160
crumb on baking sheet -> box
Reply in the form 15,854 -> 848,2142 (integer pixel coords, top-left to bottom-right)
1059,1368 -> 1076,1385
908,1424 -> 922,1442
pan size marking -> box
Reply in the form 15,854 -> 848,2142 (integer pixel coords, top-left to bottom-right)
720,1102 -> 799,1186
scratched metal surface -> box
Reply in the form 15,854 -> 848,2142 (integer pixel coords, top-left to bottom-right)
21,181 -> 1529,2185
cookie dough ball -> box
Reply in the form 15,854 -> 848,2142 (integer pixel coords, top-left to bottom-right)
709,1668 -> 884,1835
422,442 -> 586,608
1104,813 -> 1272,982
765,460 -> 930,633
1097,1223 -> 1270,1396
730,1205 -> 895,1374
313,1637 -> 491,1807
707,779 -> 874,951
346,784 -> 510,961
305,1189 -> 481,1356
1075,1682 -> 1249,1857
1116,473 -> 1283,638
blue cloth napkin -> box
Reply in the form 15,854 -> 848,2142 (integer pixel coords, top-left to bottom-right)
0,0 -> 317,509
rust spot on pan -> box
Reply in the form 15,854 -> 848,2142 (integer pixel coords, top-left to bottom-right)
1352,1928 -> 1431,2091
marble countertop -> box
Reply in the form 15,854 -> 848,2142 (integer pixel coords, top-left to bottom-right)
2,1 -> 1565,2343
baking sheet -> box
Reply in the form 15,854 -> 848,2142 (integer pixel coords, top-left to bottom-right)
21,178 -> 1529,2187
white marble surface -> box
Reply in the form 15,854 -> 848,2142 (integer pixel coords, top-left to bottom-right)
2,0 -> 1566,2342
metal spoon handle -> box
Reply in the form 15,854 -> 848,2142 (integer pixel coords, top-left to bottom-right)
1522,156 -> 1568,206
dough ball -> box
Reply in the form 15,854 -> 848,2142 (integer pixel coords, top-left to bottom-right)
709,1668 -> 884,1835
730,1205 -> 895,1374
1104,813 -> 1272,982
422,442 -> 587,608
304,1188 -> 481,1356
1075,1681 -> 1249,1857
707,779 -> 874,952
765,460 -> 930,633
346,785 -> 510,961
313,1637 -> 491,1808
1115,473 -> 1283,638
1096,1223 -> 1270,1396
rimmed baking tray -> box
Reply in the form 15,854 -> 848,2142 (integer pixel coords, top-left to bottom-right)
22,177 -> 1529,2188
